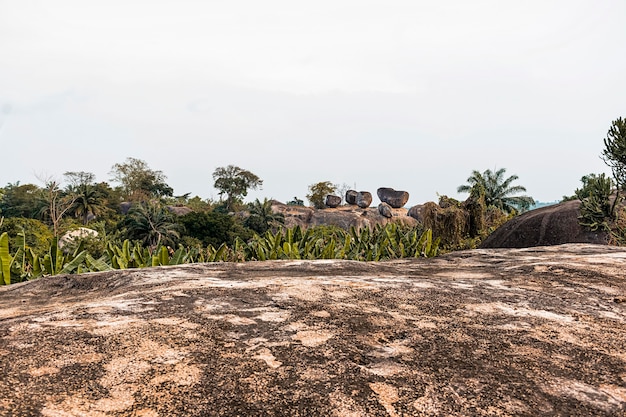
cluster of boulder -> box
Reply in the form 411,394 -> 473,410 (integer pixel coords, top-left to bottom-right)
325,187 -> 410,218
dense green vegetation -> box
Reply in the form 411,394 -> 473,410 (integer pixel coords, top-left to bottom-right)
3,116 -> 625,287
0,158 -> 443,285
572,117 -> 626,243
457,168 -> 534,214
0,224 -> 439,284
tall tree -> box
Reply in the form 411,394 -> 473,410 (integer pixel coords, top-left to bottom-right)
244,198 -> 285,234
457,168 -> 534,214
601,117 -> 626,215
0,182 -> 46,218
121,202 -> 181,248
306,181 -> 336,209
39,179 -> 77,237
110,157 -> 173,201
212,165 -> 263,211
63,171 -> 106,224
70,184 -> 105,225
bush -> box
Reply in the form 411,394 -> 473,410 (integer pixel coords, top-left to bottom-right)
0,217 -> 53,255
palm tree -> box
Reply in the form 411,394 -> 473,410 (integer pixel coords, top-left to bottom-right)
71,184 -> 105,224
244,198 -> 285,234
457,168 -> 534,213
122,202 -> 181,248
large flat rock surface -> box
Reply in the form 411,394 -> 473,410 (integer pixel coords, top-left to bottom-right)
1,244 -> 625,416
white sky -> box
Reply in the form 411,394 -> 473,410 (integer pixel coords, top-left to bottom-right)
1,0 -> 625,206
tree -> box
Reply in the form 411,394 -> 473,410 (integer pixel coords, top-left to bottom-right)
244,198 -> 285,234
178,210 -> 236,248
575,173 -> 614,201
64,171 -> 96,190
0,182 -> 46,218
212,165 -> 263,211
63,171 -> 106,225
457,168 -> 534,214
39,179 -> 77,237
287,196 -> 304,206
70,184 -> 106,225
307,181 -> 337,209
601,117 -> 626,215
110,157 -> 173,201
121,202 -> 181,248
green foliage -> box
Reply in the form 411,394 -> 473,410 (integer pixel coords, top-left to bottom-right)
576,173 -> 615,232
244,198 -> 285,234
601,117 -> 626,216
246,224 -> 439,261
0,223 -> 440,284
178,210 -> 236,247
0,217 -> 54,255
0,232 -> 11,285
602,117 -> 626,190
110,157 -> 173,201
307,181 -> 337,209
0,182 -> 46,218
120,202 -> 181,248
574,173 -> 614,201
457,168 -> 534,214
212,165 -> 263,211
67,182 -> 106,225
287,196 -> 304,206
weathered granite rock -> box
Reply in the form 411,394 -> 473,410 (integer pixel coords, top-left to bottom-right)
271,202 -> 416,230
325,195 -> 342,208
377,187 -> 409,208
1,244 -> 625,416
378,202 -> 393,218
58,228 -> 98,250
345,190 -> 358,205
480,200 -> 610,248
356,191 -> 373,208
407,204 -> 424,222
167,206 -> 193,216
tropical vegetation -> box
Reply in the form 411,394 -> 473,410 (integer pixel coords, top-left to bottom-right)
457,168 -> 534,214
2,117 -> 625,287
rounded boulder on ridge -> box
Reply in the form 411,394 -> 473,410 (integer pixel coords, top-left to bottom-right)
377,187 -> 409,208
480,200 -> 609,248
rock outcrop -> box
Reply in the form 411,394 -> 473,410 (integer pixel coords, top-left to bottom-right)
272,202 -> 416,230
377,187 -> 409,208
58,228 -> 98,249
378,202 -> 393,218
1,244 -> 625,416
345,190 -> 358,205
480,200 -> 609,248
325,195 -> 342,208
356,191 -> 372,208
345,190 -> 373,208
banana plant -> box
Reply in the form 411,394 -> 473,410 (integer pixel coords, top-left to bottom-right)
0,232 -> 11,285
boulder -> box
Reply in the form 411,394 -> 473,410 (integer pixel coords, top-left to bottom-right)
345,190 -> 358,205
378,202 -> 393,218
377,187 -> 409,208
356,191 -> 372,208
167,206 -> 193,216
407,204 -> 424,222
271,201 -> 417,230
325,195 -> 342,208
58,228 -> 98,249
480,200 -> 609,248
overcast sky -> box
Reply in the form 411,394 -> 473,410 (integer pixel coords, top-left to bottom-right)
1,1 -> 625,206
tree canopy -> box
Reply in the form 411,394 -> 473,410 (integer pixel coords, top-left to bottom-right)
110,157 -> 173,201
306,181 -> 337,209
212,165 -> 263,211
457,168 -> 534,214
602,117 -> 626,189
